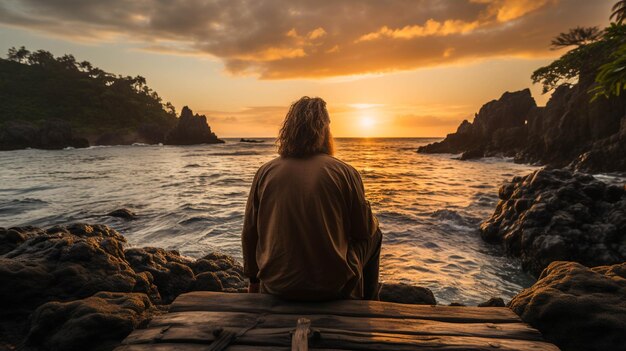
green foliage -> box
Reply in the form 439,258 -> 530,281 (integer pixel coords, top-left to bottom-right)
590,43 -> 626,100
532,24 -> 626,94
0,47 -> 177,135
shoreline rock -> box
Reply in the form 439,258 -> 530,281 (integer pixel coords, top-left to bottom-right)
0,120 -> 89,151
509,261 -> 626,351
165,106 -> 224,145
480,168 -> 625,277
0,223 -> 245,350
417,79 -> 626,173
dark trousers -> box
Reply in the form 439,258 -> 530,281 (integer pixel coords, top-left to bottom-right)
346,228 -> 382,300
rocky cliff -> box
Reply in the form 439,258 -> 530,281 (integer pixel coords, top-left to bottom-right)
0,119 -> 89,151
418,78 -> 626,173
165,106 -> 224,145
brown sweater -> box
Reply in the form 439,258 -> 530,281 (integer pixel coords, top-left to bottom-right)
242,154 -> 379,300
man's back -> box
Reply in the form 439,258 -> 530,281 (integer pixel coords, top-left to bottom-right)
242,154 -> 378,300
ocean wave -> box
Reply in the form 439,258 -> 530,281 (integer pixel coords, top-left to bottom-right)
205,151 -> 261,156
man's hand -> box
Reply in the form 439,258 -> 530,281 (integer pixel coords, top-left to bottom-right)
248,282 -> 260,293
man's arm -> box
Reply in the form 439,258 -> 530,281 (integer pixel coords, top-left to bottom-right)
349,171 -> 379,242
242,169 -> 261,291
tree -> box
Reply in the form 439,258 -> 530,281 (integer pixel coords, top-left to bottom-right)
550,26 -> 603,49
590,44 -> 626,99
532,22 -> 626,94
611,0 -> 626,24
7,46 -> 30,63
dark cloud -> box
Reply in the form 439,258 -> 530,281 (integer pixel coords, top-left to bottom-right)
0,0 -> 612,78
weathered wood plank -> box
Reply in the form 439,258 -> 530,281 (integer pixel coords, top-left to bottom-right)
115,345 -> 341,351
292,318 -> 311,351
115,344 -> 292,350
170,292 -> 520,323
148,311 -> 543,341
122,325 -> 560,351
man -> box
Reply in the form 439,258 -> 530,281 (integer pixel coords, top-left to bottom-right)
241,96 -> 382,301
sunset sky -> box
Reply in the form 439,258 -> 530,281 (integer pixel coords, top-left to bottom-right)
0,0 -> 614,137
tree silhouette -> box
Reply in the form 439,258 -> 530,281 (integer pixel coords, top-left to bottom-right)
550,27 -> 603,49
611,0 -> 626,24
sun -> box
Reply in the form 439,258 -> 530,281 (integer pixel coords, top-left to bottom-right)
360,116 -> 375,129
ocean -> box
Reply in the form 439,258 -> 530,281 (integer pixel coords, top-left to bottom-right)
0,137 -> 540,305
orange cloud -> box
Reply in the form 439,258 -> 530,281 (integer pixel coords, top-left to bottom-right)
0,0 -> 611,79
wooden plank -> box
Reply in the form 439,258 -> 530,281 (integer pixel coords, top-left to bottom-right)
292,318 -> 311,350
170,292 -> 520,323
148,311 -> 543,341
115,345 -> 341,351
115,345 -> 292,351
122,325 -> 560,351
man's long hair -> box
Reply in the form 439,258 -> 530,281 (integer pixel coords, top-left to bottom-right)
277,96 -> 335,158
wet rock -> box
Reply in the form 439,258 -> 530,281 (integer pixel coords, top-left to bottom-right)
107,208 -> 137,220
125,247 -> 246,303
0,224 -> 159,311
379,283 -> 437,305
418,77 -> 626,173
480,169 -> 625,277
510,261 -> 626,351
448,302 -> 466,306
165,106 -> 224,145
26,292 -> 159,351
418,89 -> 535,157
478,297 -> 505,307
0,223 -> 246,349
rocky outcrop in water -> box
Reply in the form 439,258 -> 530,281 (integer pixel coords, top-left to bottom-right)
417,78 -> 626,172
165,106 -> 224,145
509,261 -> 626,351
417,89 -> 536,159
0,120 -> 89,151
0,224 -> 245,350
480,169 -> 626,277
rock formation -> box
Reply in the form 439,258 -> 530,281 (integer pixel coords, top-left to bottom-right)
417,78 -> 626,172
417,89 -> 536,159
480,169 -> 626,277
0,224 -> 245,350
165,106 -> 224,145
0,120 -> 89,150
509,261 -> 626,351
378,283 -> 437,305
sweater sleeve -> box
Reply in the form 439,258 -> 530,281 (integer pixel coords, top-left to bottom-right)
242,169 -> 261,282
349,169 -> 379,242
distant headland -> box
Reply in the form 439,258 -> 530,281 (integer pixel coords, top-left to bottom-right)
0,47 -> 223,150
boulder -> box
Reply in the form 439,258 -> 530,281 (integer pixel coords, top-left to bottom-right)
510,261 -> 626,351
378,283 -> 437,305
26,292 -> 158,351
0,223 -> 246,349
125,247 -> 246,303
480,169 -> 626,277
165,106 -> 224,145
107,208 -> 137,220
477,297 -> 505,307
0,224 -> 159,311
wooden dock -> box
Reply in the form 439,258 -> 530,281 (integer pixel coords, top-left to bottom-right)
116,291 -> 559,351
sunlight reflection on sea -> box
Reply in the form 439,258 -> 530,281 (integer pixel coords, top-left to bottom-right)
0,138 -> 538,304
